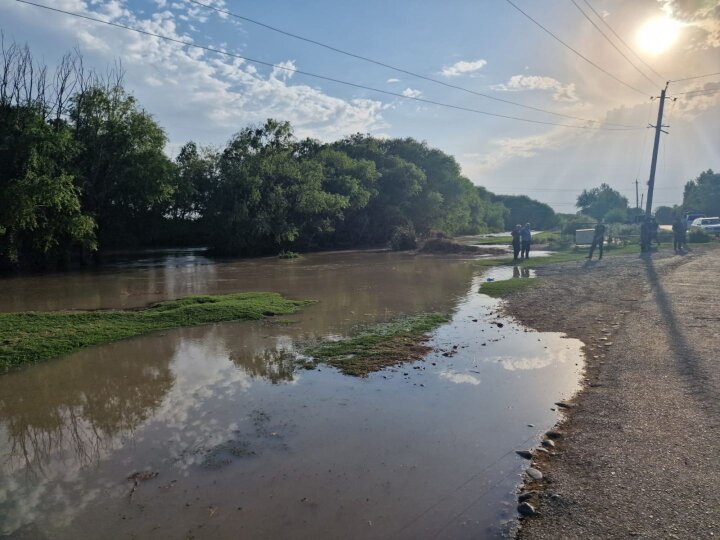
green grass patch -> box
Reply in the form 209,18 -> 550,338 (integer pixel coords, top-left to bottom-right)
480,278 -> 541,297
0,292 -> 313,370
305,313 -> 450,377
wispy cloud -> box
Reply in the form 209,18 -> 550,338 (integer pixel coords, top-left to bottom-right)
386,78 -> 400,83
440,59 -> 487,77
659,0 -> 720,47
401,87 -> 422,98
492,75 -> 579,102
9,0 -> 387,144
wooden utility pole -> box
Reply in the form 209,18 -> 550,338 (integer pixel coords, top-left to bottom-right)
641,83 -> 669,252
635,179 -> 639,209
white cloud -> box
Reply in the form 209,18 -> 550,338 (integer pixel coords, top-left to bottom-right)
471,127 -> 578,173
440,59 -> 487,77
492,75 -> 579,102
386,78 -> 400,83
401,87 -> 422,98
659,0 -> 720,47
271,59 -> 296,80
8,0 -> 387,144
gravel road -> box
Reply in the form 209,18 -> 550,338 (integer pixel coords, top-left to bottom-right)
503,245 -> 720,539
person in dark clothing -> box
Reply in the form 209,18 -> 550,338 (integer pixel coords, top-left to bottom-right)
520,223 -> 532,259
511,224 -> 522,261
672,217 -> 686,252
587,220 -> 606,260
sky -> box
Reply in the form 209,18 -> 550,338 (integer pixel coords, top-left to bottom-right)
2,0 -> 719,213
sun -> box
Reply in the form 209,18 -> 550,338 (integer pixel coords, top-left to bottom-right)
636,17 -> 682,55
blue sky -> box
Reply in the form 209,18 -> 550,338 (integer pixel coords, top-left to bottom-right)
3,0 -> 719,211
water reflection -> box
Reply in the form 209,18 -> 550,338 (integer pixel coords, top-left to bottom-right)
0,252 -> 584,539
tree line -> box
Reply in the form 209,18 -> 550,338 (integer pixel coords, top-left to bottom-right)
1,41 -> 521,270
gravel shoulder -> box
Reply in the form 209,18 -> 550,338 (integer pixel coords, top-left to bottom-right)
503,245 -> 720,539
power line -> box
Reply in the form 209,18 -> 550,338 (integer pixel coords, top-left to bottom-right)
186,0 -> 633,128
503,0 -> 653,96
568,0 -> 661,88
15,0 -> 644,131
581,0 -> 667,82
670,71 -> 720,82
670,88 -> 720,97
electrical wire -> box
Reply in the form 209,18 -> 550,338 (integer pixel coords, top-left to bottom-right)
503,0 -> 653,96
569,0 -> 661,88
186,0 -> 634,127
670,88 -> 720,97
670,71 -> 720,82
15,0 -> 645,131
581,0 -> 667,83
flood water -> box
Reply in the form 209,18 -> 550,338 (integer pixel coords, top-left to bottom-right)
0,250 -> 583,539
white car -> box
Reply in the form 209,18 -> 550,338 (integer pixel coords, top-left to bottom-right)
690,217 -> 720,234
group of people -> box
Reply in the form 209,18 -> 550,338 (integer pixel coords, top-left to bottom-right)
510,223 -> 533,262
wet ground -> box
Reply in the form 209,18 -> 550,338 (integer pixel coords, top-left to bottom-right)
0,250 -> 583,539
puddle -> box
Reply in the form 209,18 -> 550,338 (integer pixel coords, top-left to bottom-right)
0,251 -> 582,538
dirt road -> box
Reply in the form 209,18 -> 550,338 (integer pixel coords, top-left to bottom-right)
504,246 -> 720,539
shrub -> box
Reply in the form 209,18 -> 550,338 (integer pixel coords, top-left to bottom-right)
390,226 -> 417,251
278,250 -> 300,259
688,229 -> 713,243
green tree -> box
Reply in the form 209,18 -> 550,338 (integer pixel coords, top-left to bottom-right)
492,194 -> 558,230
683,169 -> 719,216
654,205 -> 679,224
0,106 -> 96,269
207,120 -> 352,255
70,85 -> 175,247
576,183 -> 628,220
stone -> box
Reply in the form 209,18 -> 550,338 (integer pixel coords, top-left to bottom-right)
526,467 -> 543,481
541,439 -> 555,448
555,402 -> 574,409
545,430 -> 563,439
518,491 -> 537,502
517,502 -> 538,517
515,450 -> 533,460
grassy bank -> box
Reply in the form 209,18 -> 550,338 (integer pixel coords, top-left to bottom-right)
480,278 -> 541,297
0,292 -> 312,370
305,313 -> 450,376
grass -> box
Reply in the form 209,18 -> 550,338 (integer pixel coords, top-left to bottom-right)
0,292 -> 313,370
480,278 -> 541,297
304,313 -> 450,376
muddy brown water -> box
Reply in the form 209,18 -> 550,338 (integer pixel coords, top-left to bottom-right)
0,250 -> 583,539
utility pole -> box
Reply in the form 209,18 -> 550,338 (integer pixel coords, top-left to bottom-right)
635,179 -> 639,209
641,83 -> 670,252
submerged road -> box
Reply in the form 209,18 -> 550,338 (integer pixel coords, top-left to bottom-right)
504,245 -> 720,539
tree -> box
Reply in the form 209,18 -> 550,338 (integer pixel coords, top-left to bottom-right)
492,194 -> 558,230
0,38 -> 96,269
70,85 -> 175,247
207,120 -> 352,255
654,205 -> 679,224
683,169 -> 719,216
576,183 -> 628,220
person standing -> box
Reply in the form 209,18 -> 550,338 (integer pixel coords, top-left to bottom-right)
520,223 -> 532,259
511,224 -> 522,261
587,219 -> 606,260
672,217 -> 686,252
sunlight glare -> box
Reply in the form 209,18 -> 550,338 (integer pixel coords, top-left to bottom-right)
636,17 -> 681,55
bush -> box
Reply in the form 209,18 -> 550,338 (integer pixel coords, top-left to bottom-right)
390,226 -> 417,251
688,229 -> 713,243
277,250 -> 300,259
604,208 -> 628,223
